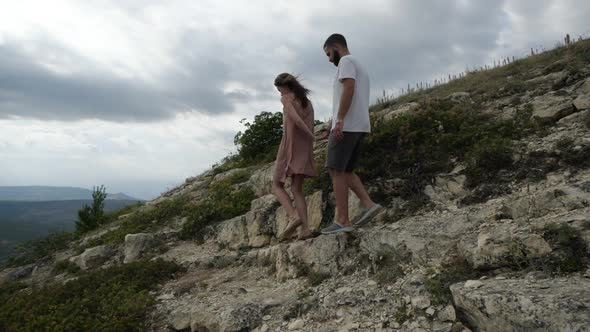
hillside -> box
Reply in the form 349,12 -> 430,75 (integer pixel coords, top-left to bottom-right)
0,186 -> 138,201
1,39 -> 590,332
0,199 -> 140,263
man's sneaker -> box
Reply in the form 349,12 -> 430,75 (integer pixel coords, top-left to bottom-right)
321,223 -> 354,235
353,204 -> 384,227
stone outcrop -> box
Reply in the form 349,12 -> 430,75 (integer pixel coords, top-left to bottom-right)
123,233 -> 155,263
452,277 -> 590,332
70,245 -> 115,270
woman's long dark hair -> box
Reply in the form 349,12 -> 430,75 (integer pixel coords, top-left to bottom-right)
274,73 -> 311,108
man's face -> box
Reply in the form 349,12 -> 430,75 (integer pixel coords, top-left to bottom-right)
324,46 -> 341,67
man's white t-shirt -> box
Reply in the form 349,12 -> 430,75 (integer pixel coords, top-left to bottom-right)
332,55 -> 371,133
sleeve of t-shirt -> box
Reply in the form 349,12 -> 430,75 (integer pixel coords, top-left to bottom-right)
338,57 -> 356,81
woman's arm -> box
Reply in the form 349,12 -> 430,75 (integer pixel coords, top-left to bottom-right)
281,95 -> 314,139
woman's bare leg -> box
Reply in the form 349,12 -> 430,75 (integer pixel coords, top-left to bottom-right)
291,175 -> 311,235
272,180 -> 297,219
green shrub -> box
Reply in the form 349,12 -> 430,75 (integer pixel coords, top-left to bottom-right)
541,223 -> 588,273
0,259 -> 184,332
76,185 -> 108,233
52,260 -> 81,275
425,256 -> 479,305
234,111 -> 283,164
464,138 -> 513,187
359,99 -> 523,203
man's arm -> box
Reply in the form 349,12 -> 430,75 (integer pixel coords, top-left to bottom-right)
337,78 -> 355,122
332,78 -> 355,140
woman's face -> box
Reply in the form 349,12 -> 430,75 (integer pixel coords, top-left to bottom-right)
276,85 -> 290,96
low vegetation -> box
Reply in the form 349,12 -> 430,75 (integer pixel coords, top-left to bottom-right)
0,259 -> 184,332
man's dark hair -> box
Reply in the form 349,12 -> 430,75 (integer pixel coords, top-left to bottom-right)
323,33 -> 347,48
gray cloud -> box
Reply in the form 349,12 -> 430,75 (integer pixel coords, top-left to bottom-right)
0,39 -> 234,122
1,0 -> 588,123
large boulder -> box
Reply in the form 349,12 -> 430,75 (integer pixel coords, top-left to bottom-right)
275,233 -> 351,280
123,233 -> 155,263
216,215 -> 249,250
70,245 -> 115,270
531,93 -> 575,122
451,277 -> 590,331
190,303 -> 263,332
459,225 -> 552,269
248,164 -> 275,197
213,168 -> 247,183
573,95 -> 590,111
0,264 -> 37,284
504,185 -> 590,220
376,102 -> 420,122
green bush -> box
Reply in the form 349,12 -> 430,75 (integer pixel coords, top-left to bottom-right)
464,138 -> 513,187
359,99 -> 523,202
76,185 -> 108,233
0,259 -> 183,332
234,111 -> 283,164
52,260 -> 81,275
425,256 -> 479,305
541,223 -> 588,273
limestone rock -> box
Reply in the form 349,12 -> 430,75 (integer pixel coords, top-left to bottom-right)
557,109 -> 590,127
531,94 -> 574,122
438,304 -> 457,322
213,168 -> 247,183
451,277 -> 590,331
381,102 -> 420,122
216,215 -> 249,250
288,318 -> 304,330
0,264 -> 36,284
446,92 -> 472,103
573,95 -> 590,111
169,309 -> 191,331
70,245 -> 115,270
248,164 -> 275,196
123,233 -> 155,263
461,225 -> 552,269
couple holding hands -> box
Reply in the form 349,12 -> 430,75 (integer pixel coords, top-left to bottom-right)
272,33 -> 383,241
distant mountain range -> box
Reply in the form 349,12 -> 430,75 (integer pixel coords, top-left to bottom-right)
0,186 -> 139,201
0,186 -> 142,263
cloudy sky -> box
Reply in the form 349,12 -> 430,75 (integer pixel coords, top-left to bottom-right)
1,0 -> 589,199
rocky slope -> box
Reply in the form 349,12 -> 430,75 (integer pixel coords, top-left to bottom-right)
2,41 -> 590,332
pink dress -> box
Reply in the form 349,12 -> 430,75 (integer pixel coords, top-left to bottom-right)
273,96 -> 317,183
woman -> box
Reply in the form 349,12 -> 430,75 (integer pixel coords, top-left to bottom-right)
272,73 -> 317,241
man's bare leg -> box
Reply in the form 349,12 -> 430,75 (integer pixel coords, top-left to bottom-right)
329,168 -> 351,227
346,172 -> 376,209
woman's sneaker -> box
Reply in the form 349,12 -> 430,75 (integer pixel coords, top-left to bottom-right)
353,204 -> 384,227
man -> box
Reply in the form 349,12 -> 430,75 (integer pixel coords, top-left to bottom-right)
321,33 -> 383,235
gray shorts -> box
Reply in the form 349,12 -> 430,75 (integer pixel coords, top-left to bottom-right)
326,132 -> 366,172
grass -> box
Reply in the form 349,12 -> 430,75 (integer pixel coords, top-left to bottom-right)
371,39 -> 590,114
0,259 -> 184,332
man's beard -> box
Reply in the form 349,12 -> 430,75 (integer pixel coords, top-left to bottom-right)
333,50 -> 341,67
